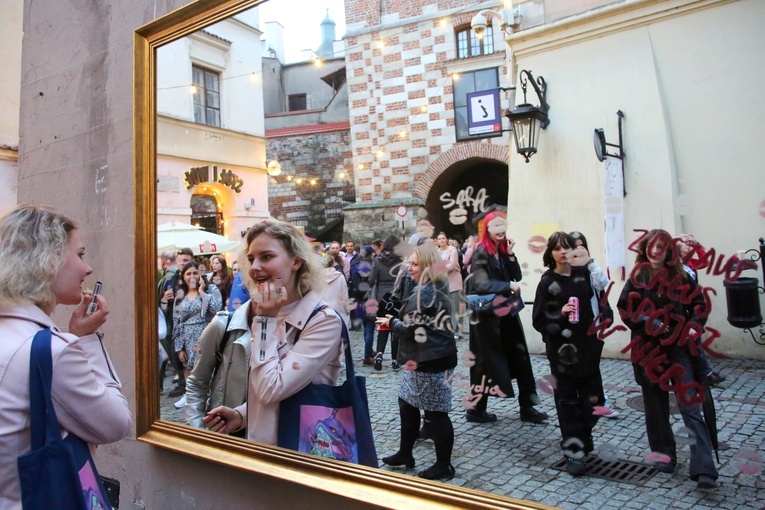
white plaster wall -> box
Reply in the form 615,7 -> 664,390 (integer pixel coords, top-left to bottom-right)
156,18 -> 265,136
0,160 -> 19,215
508,0 -> 765,360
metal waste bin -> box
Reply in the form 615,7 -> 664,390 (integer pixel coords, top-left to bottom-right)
724,277 -> 762,329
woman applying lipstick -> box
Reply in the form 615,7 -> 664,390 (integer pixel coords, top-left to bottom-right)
0,205 -> 132,508
203,220 -> 344,446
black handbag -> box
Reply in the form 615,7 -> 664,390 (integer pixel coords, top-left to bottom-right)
466,293 -> 524,316
377,292 -> 402,318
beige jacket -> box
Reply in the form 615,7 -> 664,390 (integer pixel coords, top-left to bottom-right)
0,304 -> 132,509
186,303 -> 251,429
235,290 -> 343,445
439,245 -> 463,293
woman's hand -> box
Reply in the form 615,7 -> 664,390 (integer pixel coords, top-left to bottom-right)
203,406 -> 243,434
212,275 -> 222,285
562,301 -> 576,318
178,348 -> 188,364
251,282 -> 288,317
569,246 -> 591,266
376,314 -> 393,328
69,293 -> 109,337
509,282 -> 521,294
506,237 -> 516,255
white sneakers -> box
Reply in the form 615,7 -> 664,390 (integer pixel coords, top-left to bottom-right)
174,394 -> 187,409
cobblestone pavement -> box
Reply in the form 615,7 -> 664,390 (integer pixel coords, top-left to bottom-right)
160,326 -> 765,509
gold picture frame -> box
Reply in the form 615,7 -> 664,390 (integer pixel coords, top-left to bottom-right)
133,1 -> 549,508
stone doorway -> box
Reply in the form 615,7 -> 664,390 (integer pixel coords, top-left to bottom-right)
425,158 -> 508,243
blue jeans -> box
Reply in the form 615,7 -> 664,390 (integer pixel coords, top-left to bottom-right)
633,346 -> 717,480
363,316 -> 376,359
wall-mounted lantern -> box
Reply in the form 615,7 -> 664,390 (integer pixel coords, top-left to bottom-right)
504,70 -> 550,163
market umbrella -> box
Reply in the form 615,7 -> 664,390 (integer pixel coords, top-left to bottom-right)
157,221 -> 241,256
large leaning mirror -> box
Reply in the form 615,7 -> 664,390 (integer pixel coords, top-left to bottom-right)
136,1 -> 549,508
136,0 -> 760,508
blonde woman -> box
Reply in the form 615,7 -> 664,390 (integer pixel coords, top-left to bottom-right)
204,220 -> 344,445
377,242 -> 458,480
0,205 -> 132,507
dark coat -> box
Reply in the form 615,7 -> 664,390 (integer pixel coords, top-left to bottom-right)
467,246 -> 530,397
532,266 -> 602,377
617,269 -> 708,364
368,251 -> 402,301
391,280 -> 457,367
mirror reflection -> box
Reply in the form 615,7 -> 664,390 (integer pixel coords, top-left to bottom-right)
150,0 -> 764,507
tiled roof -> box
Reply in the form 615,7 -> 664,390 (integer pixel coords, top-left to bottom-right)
266,121 -> 350,138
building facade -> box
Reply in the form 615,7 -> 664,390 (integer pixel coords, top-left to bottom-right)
343,0 -> 513,242
261,13 -> 353,240
156,11 -> 269,253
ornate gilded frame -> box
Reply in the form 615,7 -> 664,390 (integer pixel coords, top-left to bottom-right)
133,1 -> 550,508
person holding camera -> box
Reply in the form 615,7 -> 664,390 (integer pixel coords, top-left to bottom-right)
168,260 -> 222,409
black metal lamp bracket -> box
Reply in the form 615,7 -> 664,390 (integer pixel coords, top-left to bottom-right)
742,237 -> 765,345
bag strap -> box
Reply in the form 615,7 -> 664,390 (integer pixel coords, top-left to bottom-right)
28,328 -> 61,450
294,305 -> 355,381
211,313 -> 235,381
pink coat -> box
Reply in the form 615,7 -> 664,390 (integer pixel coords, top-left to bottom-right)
0,304 -> 132,508
439,245 -> 463,293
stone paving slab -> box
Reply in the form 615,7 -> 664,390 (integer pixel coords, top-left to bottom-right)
160,327 -> 765,509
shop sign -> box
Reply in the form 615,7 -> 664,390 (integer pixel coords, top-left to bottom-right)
185,165 -> 243,193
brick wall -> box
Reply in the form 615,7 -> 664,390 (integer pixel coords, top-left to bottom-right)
267,129 -> 354,236
344,0 -> 510,205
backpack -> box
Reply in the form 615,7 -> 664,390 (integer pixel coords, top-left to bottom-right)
350,267 -> 371,301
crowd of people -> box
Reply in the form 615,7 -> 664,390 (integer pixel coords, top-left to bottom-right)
0,201 -> 731,508
151,214 -> 724,490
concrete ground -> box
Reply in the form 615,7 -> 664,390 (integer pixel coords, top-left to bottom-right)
160,327 -> 765,510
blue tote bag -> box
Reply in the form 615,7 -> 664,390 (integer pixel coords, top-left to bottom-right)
17,328 -> 113,510
277,307 -> 378,468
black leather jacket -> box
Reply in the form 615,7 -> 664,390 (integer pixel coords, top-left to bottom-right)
391,280 -> 457,368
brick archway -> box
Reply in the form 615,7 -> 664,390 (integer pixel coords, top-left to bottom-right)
414,143 -> 509,200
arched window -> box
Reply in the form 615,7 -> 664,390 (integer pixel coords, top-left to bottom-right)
190,194 -> 223,235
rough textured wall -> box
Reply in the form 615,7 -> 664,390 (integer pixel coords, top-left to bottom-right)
267,129 -> 353,236
344,3 -> 509,204
16,1 -> 379,508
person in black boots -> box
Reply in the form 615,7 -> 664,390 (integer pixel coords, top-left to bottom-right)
532,232 -> 605,476
466,213 -> 548,425
377,241 -> 458,481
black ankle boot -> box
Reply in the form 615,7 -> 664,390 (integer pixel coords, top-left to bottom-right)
382,452 -> 415,469
418,463 -> 455,480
